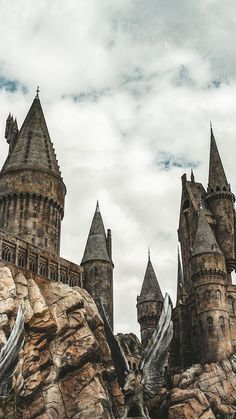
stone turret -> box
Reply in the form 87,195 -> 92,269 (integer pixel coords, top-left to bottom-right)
81,202 -> 114,329
0,92 -> 66,254
137,251 -> 164,347
191,210 -> 232,363
206,126 -> 235,273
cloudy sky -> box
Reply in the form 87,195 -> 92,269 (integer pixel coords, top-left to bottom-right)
0,0 -> 236,335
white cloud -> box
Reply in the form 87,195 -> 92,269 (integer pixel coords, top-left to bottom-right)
0,0 -> 236,335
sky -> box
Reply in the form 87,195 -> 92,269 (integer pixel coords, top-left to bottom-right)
0,0 -> 236,336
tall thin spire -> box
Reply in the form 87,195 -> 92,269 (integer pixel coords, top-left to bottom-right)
191,168 -> 195,183
1,94 -> 62,178
81,202 -> 111,264
139,255 -> 164,303
148,246 -> 150,261
208,125 -> 228,192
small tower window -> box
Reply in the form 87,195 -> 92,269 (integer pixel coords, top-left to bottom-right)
216,186 -> 220,191
216,290 -> 222,301
2,246 -> 14,262
219,316 -> 225,330
228,296 -> 234,314
204,290 -> 211,301
207,316 -> 213,329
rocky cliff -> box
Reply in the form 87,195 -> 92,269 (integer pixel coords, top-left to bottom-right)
150,357 -> 236,418
0,267 -> 122,419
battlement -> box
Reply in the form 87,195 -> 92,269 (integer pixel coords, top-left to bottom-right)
0,228 -> 83,287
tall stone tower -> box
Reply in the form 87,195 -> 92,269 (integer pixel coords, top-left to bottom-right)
173,126 -> 236,368
191,210 -> 232,363
137,252 -> 164,347
81,202 -> 114,329
0,92 -> 66,255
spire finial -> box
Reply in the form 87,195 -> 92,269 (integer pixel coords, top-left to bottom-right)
210,121 -> 214,137
36,86 -> 40,98
148,246 -> 150,261
96,200 -> 100,213
191,168 -> 195,183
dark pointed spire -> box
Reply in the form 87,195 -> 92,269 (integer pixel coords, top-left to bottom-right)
81,202 -> 111,264
191,168 -> 195,183
176,247 -> 186,305
208,124 -> 228,192
139,255 -> 164,303
192,210 -> 222,257
1,94 -> 62,178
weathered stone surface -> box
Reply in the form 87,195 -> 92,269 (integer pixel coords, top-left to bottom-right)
158,357 -> 236,418
0,267 -> 122,419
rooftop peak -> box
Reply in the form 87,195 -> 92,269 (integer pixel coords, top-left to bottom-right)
192,210 -> 223,257
139,257 -> 164,303
208,126 -> 228,192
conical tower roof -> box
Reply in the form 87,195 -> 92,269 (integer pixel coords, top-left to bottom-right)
1,92 -> 62,178
192,210 -> 222,257
81,202 -> 111,264
139,253 -> 164,303
208,125 -> 228,191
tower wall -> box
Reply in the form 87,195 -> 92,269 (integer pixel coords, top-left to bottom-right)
137,299 -> 162,347
192,253 -> 232,363
0,170 -> 65,254
82,260 -> 113,330
206,192 -> 235,273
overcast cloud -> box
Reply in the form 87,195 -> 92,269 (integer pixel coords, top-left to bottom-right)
0,0 -> 236,335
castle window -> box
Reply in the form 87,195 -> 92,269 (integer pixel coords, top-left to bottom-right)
216,186 -> 220,191
39,260 -> 48,277
50,266 -> 57,281
18,252 -> 26,268
223,186 -> 227,191
182,199 -> 190,213
216,290 -> 222,301
2,245 -> 14,262
219,316 -> 225,331
60,270 -> 67,283
204,290 -> 211,301
29,256 -> 37,273
228,296 -> 234,314
207,316 -> 213,329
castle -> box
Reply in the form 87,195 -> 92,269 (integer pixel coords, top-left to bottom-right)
0,92 -> 113,329
1,92 -> 236,370
136,125 -> 236,369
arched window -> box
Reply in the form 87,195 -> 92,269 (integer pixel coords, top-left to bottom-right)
223,186 -> 227,192
207,316 -> 213,329
39,261 -> 48,277
216,290 -> 222,301
182,199 -> 190,213
29,256 -> 37,273
50,267 -> 57,281
228,296 -> 234,314
219,316 -> 225,330
2,246 -> 13,262
60,271 -> 67,284
18,252 -> 26,268
216,186 -> 220,191
204,290 -> 211,301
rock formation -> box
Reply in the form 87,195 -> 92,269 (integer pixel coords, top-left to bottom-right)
0,267 -> 122,419
150,357 -> 236,418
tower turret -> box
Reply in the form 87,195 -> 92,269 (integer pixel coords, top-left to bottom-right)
207,126 -> 235,273
81,201 -> 114,329
0,92 -> 66,254
191,210 -> 232,363
137,251 -> 164,347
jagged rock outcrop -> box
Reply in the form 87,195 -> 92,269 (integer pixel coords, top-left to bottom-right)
0,267 -> 122,419
152,358 -> 236,418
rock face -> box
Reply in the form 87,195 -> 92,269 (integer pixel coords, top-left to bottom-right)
0,267 -> 122,419
153,358 -> 236,418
